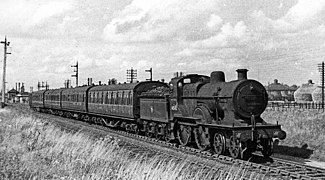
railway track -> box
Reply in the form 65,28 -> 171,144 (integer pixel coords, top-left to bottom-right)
10,104 -> 325,179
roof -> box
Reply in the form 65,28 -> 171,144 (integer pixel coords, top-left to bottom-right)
8,89 -> 19,94
89,81 -> 168,93
61,86 -> 93,94
266,82 -> 298,91
169,74 -> 210,86
32,90 -> 47,95
89,83 -> 139,92
16,92 -> 29,97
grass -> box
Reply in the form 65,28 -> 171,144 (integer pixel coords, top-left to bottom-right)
262,109 -> 325,161
0,106 -> 273,180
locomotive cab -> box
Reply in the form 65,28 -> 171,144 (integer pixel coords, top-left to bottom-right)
168,74 -> 210,117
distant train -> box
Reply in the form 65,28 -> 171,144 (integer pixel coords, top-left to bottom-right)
30,69 -> 286,159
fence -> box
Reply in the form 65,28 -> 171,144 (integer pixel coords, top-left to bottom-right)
267,102 -> 325,111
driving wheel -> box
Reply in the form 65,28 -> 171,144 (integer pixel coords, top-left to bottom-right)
229,136 -> 242,159
213,132 -> 226,155
194,126 -> 210,150
177,125 -> 191,146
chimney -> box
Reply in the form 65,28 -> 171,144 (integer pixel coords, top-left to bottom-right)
16,83 -> 17,91
174,72 -> 179,77
18,82 -> 21,92
99,81 -> 102,86
88,78 -> 93,86
236,69 -> 248,80
210,71 -> 225,83
308,79 -> 313,84
21,83 -> 25,93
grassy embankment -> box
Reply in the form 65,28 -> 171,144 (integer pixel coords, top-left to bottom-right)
0,106 -> 271,180
263,109 -> 325,161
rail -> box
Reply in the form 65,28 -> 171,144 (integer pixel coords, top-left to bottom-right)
267,102 -> 325,111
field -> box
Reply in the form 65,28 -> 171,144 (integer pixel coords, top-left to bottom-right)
262,109 -> 325,161
0,106 -> 271,180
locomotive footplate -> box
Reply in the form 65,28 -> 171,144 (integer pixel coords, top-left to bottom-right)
196,123 -> 286,141
174,116 -> 201,126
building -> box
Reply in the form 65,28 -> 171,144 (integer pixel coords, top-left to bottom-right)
7,83 -> 30,104
294,80 -> 317,102
266,79 -> 298,101
8,88 -> 19,102
15,92 -> 29,103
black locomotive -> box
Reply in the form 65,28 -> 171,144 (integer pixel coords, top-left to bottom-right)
30,69 -> 286,159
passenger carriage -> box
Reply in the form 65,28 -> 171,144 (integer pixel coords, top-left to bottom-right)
29,90 -> 47,111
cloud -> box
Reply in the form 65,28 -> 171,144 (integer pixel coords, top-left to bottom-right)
174,58 -> 243,76
283,0 -> 325,27
250,0 -> 325,33
0,0 -> 75,35
102,0 -> 220,42
174,48 -> 211,57
207,14 -> 223,29
250,10 -> 294,33
191,21 -> 249,49
55,66 -> 69,74
26,1 -> 74,29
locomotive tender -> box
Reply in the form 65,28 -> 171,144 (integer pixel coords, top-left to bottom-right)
30,69 -> 286,159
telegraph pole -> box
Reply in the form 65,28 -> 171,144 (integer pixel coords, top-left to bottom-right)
71,61 -> 78,87
0,36 -> 10,108
318,62 -> 325,109
127,67 -> 137,83
145,67 -> 152,81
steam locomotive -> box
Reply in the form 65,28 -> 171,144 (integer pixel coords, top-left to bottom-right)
30,69 -> 286,159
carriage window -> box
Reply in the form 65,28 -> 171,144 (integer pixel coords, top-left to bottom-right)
120,91 -> 124,104
125,93 -> 129,105
105,92 -> 108,104
129,92 -> 133,104
110,92 -> 113,104
115,92 -> 119,104
112,92 -> 116,104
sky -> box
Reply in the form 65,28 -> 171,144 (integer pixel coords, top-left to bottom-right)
1,0 -> 325,91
